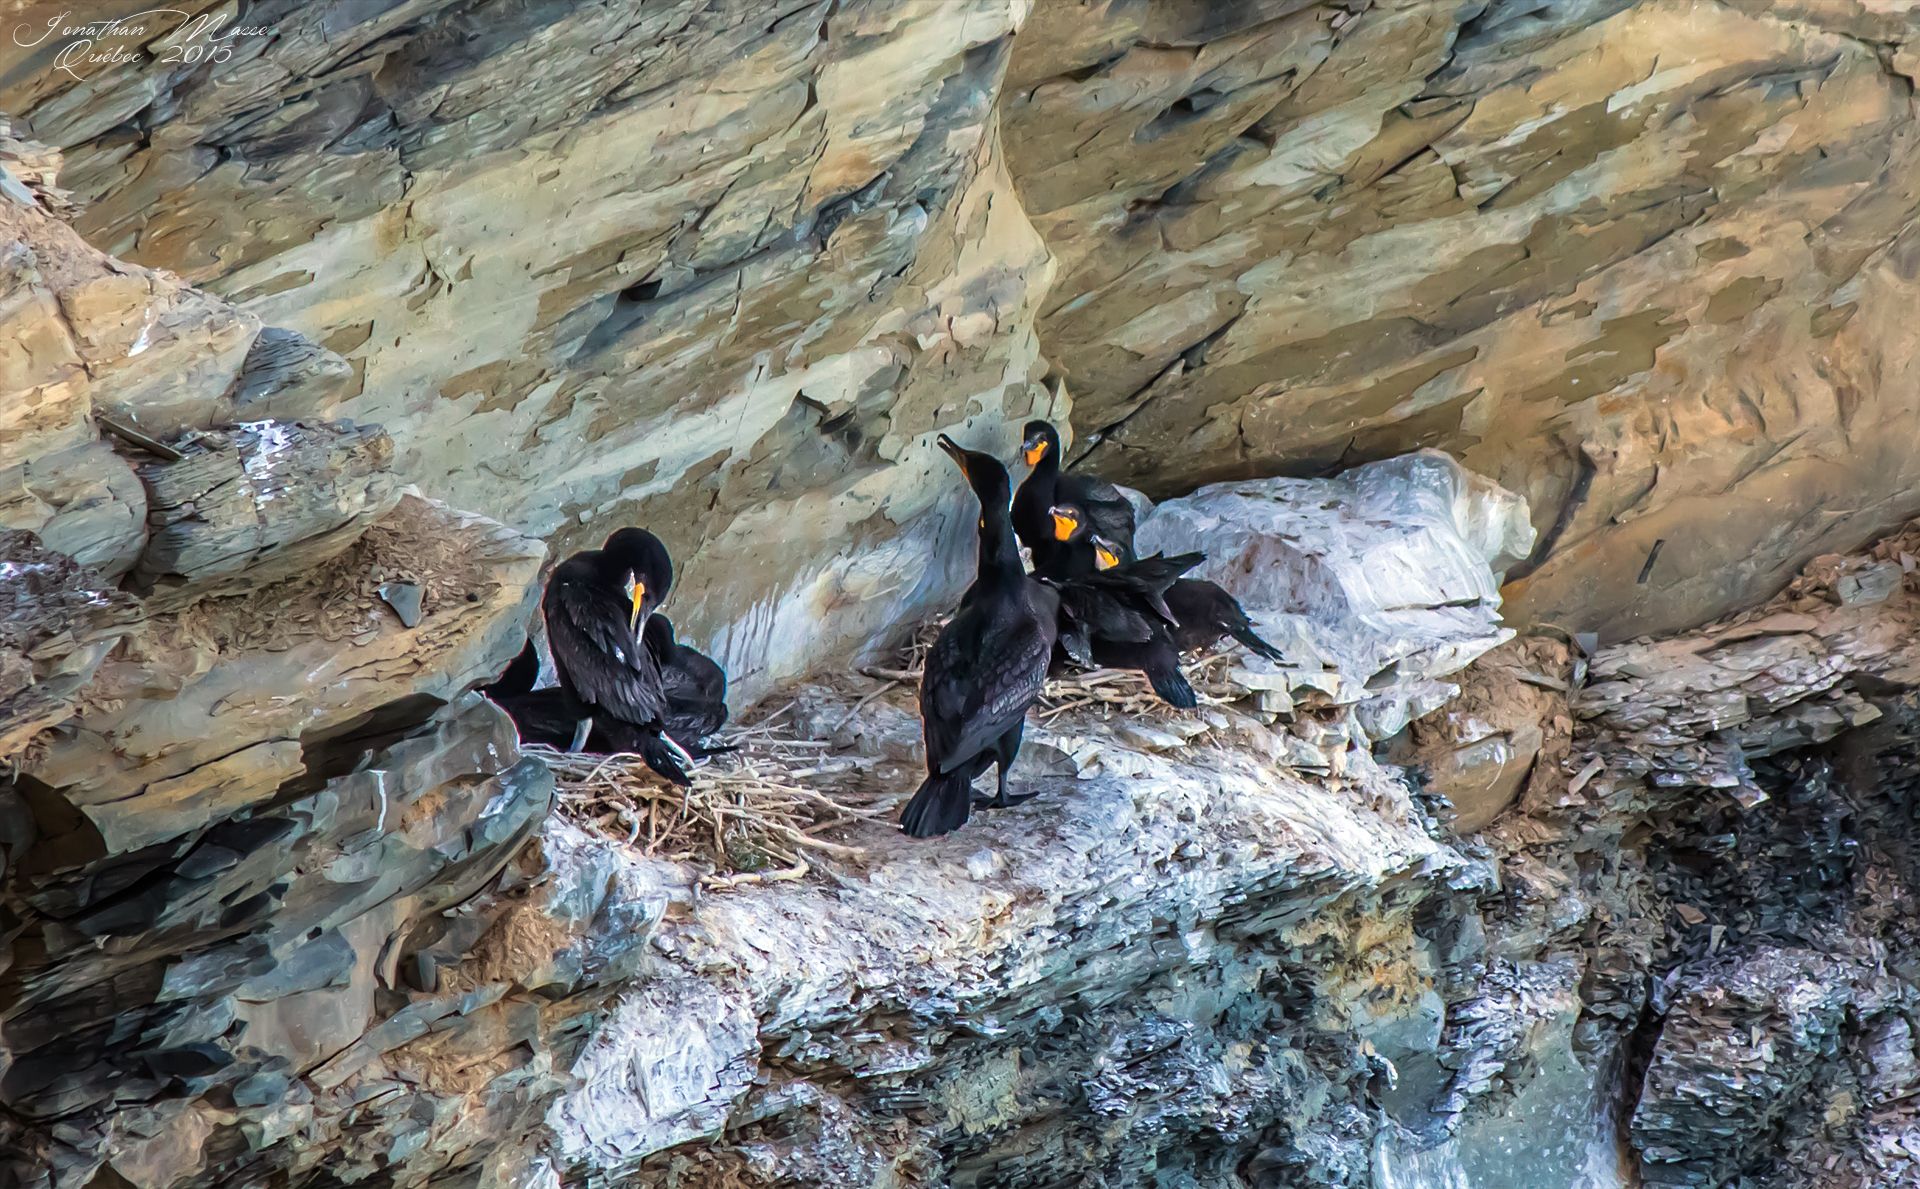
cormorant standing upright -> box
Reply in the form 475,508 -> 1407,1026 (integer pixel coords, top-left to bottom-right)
900,435 -> 1060,838
543,528 -> 693,786
643,614 -> 731,753
1011,420 -> 1138,573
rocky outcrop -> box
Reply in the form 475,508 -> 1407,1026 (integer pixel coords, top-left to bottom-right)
9,5 -> 1920,1189
6,1 -> 1914,675
3,420 -> 1529,1187
1005,0 -> 1920,643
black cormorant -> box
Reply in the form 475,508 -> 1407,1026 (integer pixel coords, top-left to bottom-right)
1038,504 -> 1204,707
1087,533 -> 1286,662
1011,420 -> 1138,573
542,527 -> 693,786
900,435 -> 1060,838
643,614 -> 732,753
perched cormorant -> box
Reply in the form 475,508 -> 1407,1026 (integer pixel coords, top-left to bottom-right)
643,614 -> 732,753
1037,503 -> 1203,707
1011,420 -> 1138,573
900,435 -> 1060,838
1088,532 -> 1286,662
483,654 -> 732,760
542,528 -> 693,786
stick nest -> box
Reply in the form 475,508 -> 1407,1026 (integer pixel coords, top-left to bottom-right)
533,717 -> 894,888
862,619 -> 1258,726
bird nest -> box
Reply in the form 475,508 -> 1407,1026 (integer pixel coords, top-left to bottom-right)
531,722 -> 894,889
862,619 -> 1255,724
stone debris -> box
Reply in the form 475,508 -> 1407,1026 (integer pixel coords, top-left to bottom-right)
1579,527 -> 1920,806
134,419 -> 399,605
1631,949 -> 1856,1188
0,531 -> 140,760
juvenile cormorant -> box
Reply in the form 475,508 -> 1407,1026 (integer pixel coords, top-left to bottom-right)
643,614 -> 732,753
1011,420 -> 1138,573
900,435 -> 1060,838
1039,504 -> 1204,707
1088,533 -> 1286,662
543,527 -> 693,786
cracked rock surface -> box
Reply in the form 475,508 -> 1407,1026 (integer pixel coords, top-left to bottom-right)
5,1 -> 1917,690
8,6 -> 1920,1189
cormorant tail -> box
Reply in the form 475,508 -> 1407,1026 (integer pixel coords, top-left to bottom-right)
1146,662 -> 1198,709
900,770 -> 973,838
1225,613 -> 1286,662
1229,624 -> 1285,662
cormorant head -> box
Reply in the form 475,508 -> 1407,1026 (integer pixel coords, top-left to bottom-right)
1047,501 -> 1089,543
1090,534 -> 1124,571
938,434 -> 1012,509
1021,420 -> 1059,468
602,528 -> 673,634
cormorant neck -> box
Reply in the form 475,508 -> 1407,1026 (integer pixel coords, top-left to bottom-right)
974,507 -> 1026,587
1031,442 -> 1060,489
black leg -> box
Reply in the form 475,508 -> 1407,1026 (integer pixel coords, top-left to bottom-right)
990,723 -> 1037,808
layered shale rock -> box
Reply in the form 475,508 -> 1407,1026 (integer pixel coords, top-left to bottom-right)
1004,0 -> 1920,643
1,0 -> 1056,701
8,4 -> 1920,1189
8,0 -> 1914,680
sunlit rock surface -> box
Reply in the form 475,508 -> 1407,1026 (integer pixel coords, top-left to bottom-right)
7,3 -> 1920,1188
1004,0 -> 1920,643
7,0 -> 1916,666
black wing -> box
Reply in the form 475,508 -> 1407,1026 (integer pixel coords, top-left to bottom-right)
922,604 -> 1053,776
1050,579 -> 1157,645
544,570 -> 668,726
1121,551 -> 1204,593
1063,473 -> 1138,554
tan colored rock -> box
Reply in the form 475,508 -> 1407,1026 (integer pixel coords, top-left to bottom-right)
0,531 -> 141,761
22,493 -> 543,852
1397,635 -> 1575,833
3,2 -> 1055,700
0,122 -> 360,586
1004,0 -> 1920,642
133,418 -> 399,605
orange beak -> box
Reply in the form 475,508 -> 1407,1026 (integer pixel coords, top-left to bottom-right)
1023,440 -> 1048,466
937,434 -> 968,478
1050,510 -> 1078,541
1094,545 -> 1120,570
627,580 -> 646,634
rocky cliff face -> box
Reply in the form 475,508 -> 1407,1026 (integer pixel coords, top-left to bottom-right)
7,0 -> 1917,678
5,4 -> 1920,1189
